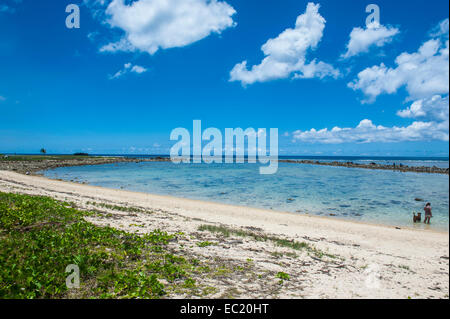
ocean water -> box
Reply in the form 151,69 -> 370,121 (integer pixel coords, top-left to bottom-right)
42,161 -> 449,231
103,155 -> 450,169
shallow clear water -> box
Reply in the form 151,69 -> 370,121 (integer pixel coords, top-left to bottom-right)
100,155 -> 450,169
42,161 -> 449,231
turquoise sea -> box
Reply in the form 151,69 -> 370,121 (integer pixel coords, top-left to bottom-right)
42,159 -> 449,231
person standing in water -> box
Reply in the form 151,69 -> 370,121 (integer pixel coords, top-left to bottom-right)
424,203 -> 432,224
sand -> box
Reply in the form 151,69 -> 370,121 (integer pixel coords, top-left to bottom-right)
0,170 -> 448,299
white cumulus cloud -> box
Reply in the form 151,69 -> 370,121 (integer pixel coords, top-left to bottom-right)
348,22 -> 449,103
430,18 -> 449,38
99,0 -> 236,55
292,118 -> 449,144
292,20 -> 449,145
130,65 -> 147,74
229,2 -> 339,86
341,22 -> 399,59
397,95 -> 449,122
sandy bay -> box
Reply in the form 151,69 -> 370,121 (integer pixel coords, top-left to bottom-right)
1,169 -> 448,299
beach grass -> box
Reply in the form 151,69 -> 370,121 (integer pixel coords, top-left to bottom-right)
86,201 -> 148,214
198,224 -> 336,259
0,191 -> 198,298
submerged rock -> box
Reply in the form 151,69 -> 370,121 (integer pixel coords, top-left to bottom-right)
279,159 -> 449,175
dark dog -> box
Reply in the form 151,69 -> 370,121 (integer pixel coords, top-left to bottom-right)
413,212 -> 422,223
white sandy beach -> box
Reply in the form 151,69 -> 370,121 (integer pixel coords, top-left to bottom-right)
0,170 -> 448,299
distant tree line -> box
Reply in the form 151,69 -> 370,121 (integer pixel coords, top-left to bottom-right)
38,149 -> 88,156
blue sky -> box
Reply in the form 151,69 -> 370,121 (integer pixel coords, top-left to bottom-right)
0,0 -> 448,156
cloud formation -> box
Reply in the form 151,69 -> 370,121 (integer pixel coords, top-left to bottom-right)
348,26 -> 449,102
229,2 -> 339,86
341,22 -> 399,59
292,118 -> 448,144
99,0 -> 236,55
293,19 -> 449,144
397,95 -> 449,122
430,18 -> 449,37
109,62 -> 148,79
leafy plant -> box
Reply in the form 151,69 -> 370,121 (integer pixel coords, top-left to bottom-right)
196,241 -> 215,247
0,192 -> 196,299
276,272 -> 290,281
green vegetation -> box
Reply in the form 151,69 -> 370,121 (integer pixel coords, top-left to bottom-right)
196,241 -> 215,247
86,201 -> 148,214
276,272 -> 290,281
198,224 -> 335,258
398,265 -> 412,271
0,155 -> 94,162
0,192 -> 199,299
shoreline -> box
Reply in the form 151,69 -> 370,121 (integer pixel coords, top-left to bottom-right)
2,155 -> 447,232
0,170 -> 448,298
22,172 -> 450,234
1,155 -> 448,175
52,177 -> 450,234
1,169 -> 448,237
0,155 -> 166,175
